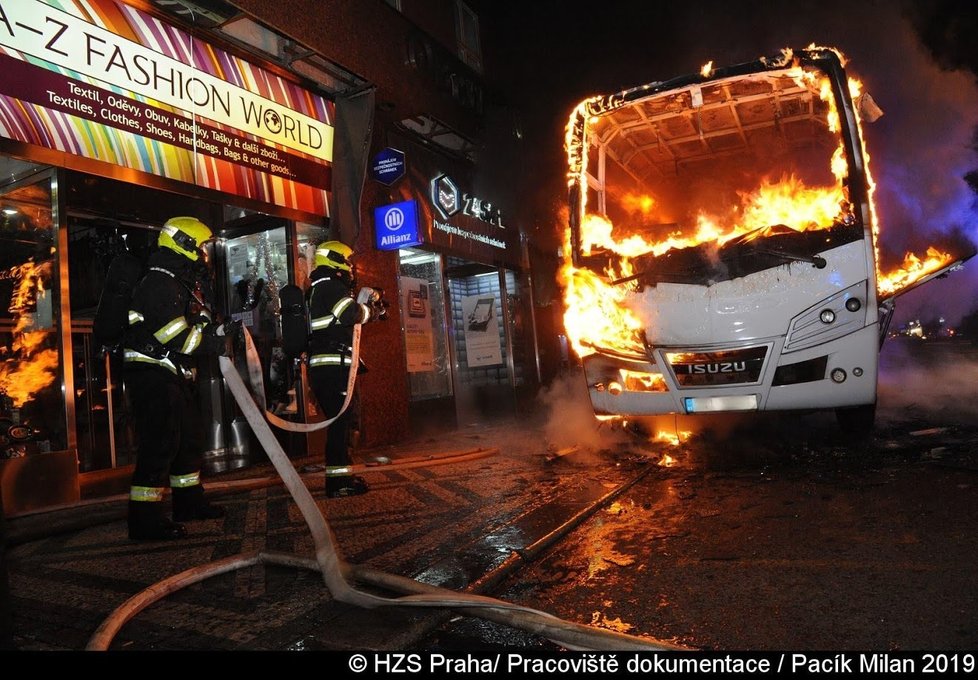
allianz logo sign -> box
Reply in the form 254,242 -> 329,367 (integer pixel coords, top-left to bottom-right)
384,207 -> 406,231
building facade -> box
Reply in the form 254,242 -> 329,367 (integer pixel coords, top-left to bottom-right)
0,0 -> 543,514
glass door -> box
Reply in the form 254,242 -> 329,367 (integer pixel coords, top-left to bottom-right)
215,211 -> 304,464
445,257 -> 516,425
397,247 -> 456,431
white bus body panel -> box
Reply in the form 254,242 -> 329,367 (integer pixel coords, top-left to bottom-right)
585,240 -> 879,416
634,240 -> 869,345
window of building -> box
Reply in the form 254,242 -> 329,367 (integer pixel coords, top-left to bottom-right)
398,247 -> 452,401
0,166 -> 66,457
455,1 -> 483,73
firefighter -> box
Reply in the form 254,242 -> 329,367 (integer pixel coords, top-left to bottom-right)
307,240 -> 382,498
123,216 -> 236,540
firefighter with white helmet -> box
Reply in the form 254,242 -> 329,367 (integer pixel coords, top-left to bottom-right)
307,239 -> 383,497
123,216 -> 238,540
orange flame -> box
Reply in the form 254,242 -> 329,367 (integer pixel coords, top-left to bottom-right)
877,247 -> 955,296
559,221 -> 645,357
654,430 -> 690,447
0,258 -> 59,408
562,47 -> 957,359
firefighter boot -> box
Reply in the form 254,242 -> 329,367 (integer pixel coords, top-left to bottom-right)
172,485 -> 226,522
326,474 -> 369,498
128,501 -> 187,541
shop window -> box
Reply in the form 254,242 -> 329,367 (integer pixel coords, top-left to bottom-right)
0,170 -> 66,456
398,248 -> 452,400
447,259 -> 509,388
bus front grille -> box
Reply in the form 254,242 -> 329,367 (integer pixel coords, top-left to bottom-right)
664,346 -> 767,387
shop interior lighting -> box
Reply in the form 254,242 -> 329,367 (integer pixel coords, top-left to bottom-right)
399,250 -> 437,265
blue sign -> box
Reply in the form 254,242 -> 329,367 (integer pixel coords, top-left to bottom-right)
370,147 -> 406,185
374,200 -> 423,250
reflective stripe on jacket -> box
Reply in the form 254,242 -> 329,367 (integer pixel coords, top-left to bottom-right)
123,249 -> 215,375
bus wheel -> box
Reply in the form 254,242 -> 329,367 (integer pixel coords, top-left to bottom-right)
835,404 -> 876,436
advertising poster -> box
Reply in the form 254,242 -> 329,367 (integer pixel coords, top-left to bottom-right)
0,0 -> 335,214
462,293 -> 502,367
399,277 -> 435,373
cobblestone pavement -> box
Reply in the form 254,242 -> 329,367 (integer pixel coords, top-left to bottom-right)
6,417 -> 651,651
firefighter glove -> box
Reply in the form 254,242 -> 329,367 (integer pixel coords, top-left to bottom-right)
217,318 -> 243,338
356,286 -> 379,305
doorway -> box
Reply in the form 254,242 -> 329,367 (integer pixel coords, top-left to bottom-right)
445,257 -> 517,426
212,211 -> 308,468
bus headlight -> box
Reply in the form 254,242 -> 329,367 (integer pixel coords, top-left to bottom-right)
830,368 -> 847,383
784,281 -> 868,352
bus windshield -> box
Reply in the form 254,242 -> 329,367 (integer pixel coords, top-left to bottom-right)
572,62 -> 860,287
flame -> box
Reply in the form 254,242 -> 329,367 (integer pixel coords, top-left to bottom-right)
659,453 -> 678,467
0,258 -> 59,408
739,175 -> 847,233
654,430 -> 690,447
562,46 -> 957,359
620,192 -> 659,217
559,226 -> 645,357
701,61 -> 713,78
877,247 -> 955,296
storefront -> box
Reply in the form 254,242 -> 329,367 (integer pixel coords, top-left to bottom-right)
0,0 -> 338,513
370,131 -> 539,431
0,0 -> 541,515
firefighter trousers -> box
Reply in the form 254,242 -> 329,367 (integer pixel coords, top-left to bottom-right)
308,364 -> 354,469
125,365 -> 204,490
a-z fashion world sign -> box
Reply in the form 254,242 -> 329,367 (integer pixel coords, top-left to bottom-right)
0,0 -> 335,214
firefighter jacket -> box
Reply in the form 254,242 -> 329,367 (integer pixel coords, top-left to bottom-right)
123,248 -> 222,378
307,266 -> 373,369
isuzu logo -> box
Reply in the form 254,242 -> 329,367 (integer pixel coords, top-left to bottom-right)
666,348 -> 767,386
677,361 -> 747,374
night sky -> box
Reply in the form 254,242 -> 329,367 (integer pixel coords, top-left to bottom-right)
473,0 -> 978,326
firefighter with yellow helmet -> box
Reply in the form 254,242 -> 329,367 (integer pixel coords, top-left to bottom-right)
123,216 -> 238,540
307,240 -> 384,497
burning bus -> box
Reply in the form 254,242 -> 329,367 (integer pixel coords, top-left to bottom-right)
562,46 -> 970,433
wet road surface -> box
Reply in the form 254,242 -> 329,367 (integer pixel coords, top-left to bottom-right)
6,338 -> 976,651
424,339 -> 978,650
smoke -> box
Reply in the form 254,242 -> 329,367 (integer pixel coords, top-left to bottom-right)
480,0 -> 978,323
878,338 -> 978,424
535,370 -> 632,451
682,3 -> 978,326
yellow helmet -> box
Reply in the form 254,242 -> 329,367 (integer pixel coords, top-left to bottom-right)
159,216 -> 212,262
314,240 -> 354,272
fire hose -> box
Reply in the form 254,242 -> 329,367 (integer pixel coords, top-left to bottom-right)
87,324 -> 687,651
